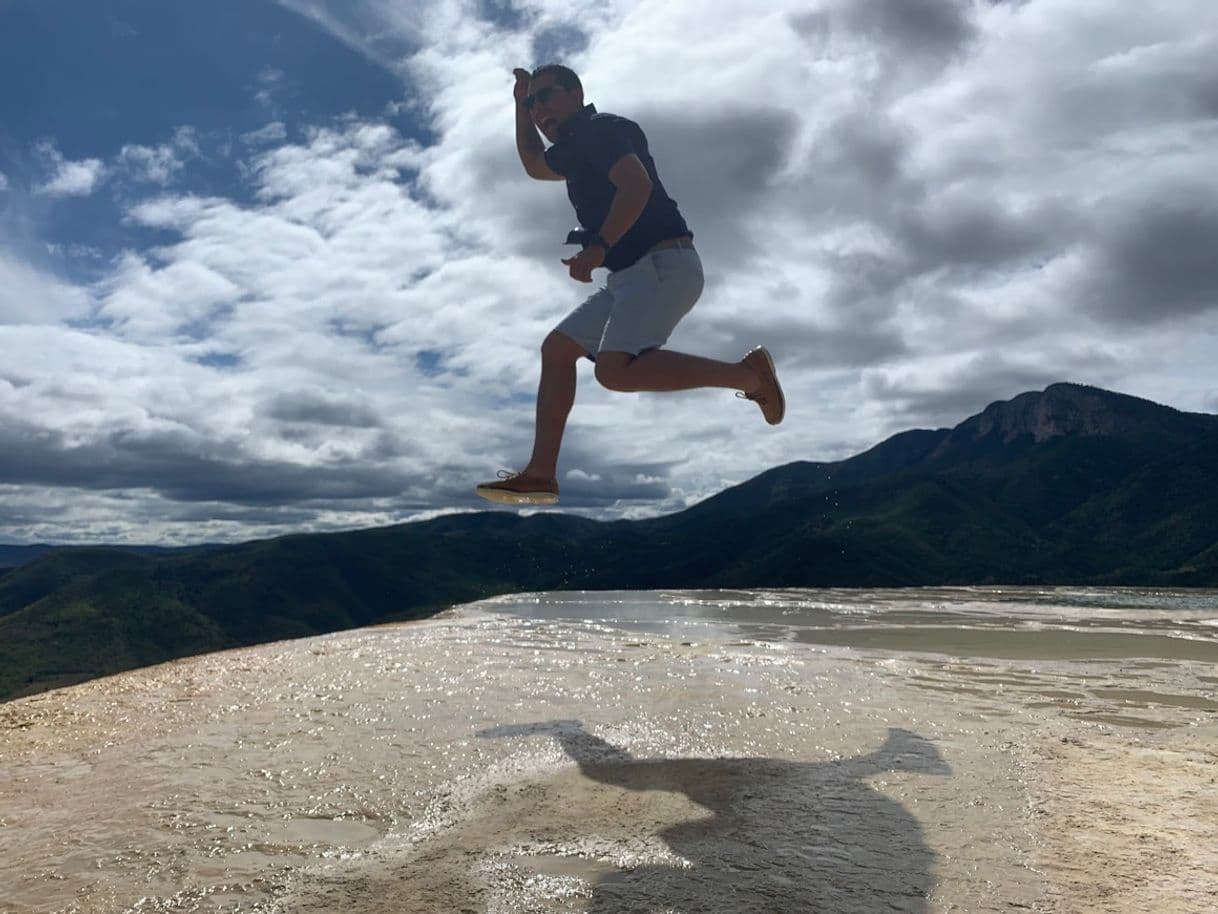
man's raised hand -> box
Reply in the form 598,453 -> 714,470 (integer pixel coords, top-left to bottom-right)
513,68 -> 531,104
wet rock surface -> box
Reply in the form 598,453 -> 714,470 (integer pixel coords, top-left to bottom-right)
2,587 -> 1216,912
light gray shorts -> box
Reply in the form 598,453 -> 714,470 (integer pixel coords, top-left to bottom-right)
555,246 -> 704,359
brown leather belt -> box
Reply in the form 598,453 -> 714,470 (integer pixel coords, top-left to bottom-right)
647,236 -> 695,254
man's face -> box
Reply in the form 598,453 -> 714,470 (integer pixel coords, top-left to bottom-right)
528,75 -> 583,142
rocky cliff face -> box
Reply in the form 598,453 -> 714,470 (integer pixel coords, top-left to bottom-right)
976,384 -> 1128,442
947,383 -> 1218,447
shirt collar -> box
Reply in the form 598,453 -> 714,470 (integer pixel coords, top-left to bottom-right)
559,103 -> 597,140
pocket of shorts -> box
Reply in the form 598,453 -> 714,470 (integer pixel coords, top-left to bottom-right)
608,254 -> 659,292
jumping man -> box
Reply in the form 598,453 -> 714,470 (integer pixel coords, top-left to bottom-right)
475,64 -> 784,505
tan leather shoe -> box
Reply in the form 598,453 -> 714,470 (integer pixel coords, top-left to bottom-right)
738,346 -> 785,425
475,470 -> 560,505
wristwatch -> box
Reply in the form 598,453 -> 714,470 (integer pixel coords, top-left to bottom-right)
585,233 -> 610,250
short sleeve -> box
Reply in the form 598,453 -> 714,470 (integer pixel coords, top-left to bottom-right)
576,118 -> 636,176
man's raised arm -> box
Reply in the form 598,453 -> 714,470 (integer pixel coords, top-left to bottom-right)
514,68 -> 564,181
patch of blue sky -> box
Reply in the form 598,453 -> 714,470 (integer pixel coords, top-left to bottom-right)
476,0 -> 529,32
415,348 -> 445,377
29,192 -> 155,285
531,24 -> 590,66
177,308 -> 237,343
194,351 -> 242,369
469,0 -> 587,68
0,1 -> 415,159
0,0 -> 428,284
65,309 -> 116,333
494,390 -> 535,410
415,348 -> 471,379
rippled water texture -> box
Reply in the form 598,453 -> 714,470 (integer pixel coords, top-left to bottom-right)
2,587 -> 1216,913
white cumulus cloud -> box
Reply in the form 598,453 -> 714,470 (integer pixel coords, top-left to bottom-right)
240,121 -> 289,146
0,253 -> 94,325
34,141 -> 107,197
117,128 -> 199,185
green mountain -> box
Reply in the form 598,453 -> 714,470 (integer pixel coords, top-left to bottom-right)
3,383 -> 1216,701
0,542 -> 215,570
0,545 -> 58,569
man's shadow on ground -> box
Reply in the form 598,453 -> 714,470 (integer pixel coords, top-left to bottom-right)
474,720 -> 952,914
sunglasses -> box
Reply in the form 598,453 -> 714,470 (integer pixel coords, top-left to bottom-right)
524,85 -> 568,109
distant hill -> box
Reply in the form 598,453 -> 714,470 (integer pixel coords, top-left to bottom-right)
3,382 -> 1216,702
0,545 -> 60,569
0,543 -> 214,569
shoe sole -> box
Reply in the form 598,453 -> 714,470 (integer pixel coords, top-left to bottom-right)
475,487 -> 559,506
753,347 -> 786,425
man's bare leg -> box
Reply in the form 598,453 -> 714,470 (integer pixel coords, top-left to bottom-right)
521,331 -> 587,480
594,348 -> 761,394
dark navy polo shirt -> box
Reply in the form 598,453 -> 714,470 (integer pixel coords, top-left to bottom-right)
544,104 -> 692,272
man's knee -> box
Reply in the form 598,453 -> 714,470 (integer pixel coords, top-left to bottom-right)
594,352 -> 636,391
542,330 -> 586,365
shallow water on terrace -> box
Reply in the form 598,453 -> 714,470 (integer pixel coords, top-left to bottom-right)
484,586 -> 1218,662
1,586 -> 1215,913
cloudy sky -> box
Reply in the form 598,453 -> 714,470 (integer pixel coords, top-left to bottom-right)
1,0 -> 1216,545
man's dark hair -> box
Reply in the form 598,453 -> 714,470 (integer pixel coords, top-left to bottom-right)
530,64 -> 582,92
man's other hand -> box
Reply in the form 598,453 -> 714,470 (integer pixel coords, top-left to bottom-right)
561,246 -> 606,283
